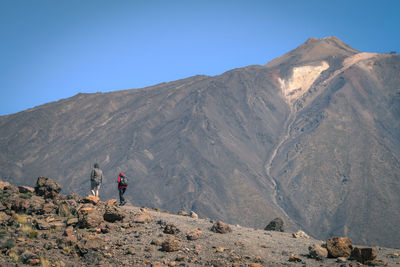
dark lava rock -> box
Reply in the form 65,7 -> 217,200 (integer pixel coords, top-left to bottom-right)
264,217 -> 284,232
34,176 -> 61,198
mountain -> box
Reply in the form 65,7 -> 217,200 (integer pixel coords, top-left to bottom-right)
1,37 -> 399,248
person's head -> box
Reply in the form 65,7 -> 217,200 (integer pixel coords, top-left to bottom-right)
119,172 -> 125,177
94,163 -> 99,168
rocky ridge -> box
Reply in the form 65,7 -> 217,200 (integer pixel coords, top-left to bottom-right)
0,177 -> 399,266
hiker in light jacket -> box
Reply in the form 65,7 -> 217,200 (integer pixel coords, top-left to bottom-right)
117,172 -> 128,206
90,163 -> 103,197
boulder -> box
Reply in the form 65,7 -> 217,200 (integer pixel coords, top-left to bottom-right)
11,197 -> 30,212
164,224 -> 180,234
326,237 -> 352,258
349,247 -> 377,264
288,254 -> 302,262
186,229 -> 202,240
58,226 -> 77,245
190,211 -> 199,219
308,244 -> 328,260
292,230 -> 310,239
34,219 -> 51,230
264,217 -> 284,232
66,217 -> 79,226
133,212 -> 152,223
42,202 -> 56,214
58,202 -> 71,217
211,221 -> 232,234
27,195 -> 45,214
177,210 -> 189,216
34,177 -> 61,198
18,185 -> 34,194
77,204 -> 103,228
0,212 -> 10,221
161,237 -> 180,252
106,199 -> 117,206
103,205 -> 125,222
0,179 -> 11,190
83,195 -> 100,205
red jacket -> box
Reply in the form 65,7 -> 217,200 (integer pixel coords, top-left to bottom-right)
118,174 -> 127,189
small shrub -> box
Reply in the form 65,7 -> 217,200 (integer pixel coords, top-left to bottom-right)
40,256 -> 51,267
63,246 -> 72,254
28,230 -> 38,239
4,239 -> 15,249
43,243 -> 53,250
9,250 -> 19,263
14,214 -> 28,224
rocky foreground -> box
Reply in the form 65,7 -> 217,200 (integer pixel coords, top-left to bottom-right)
0,177 -> 399,266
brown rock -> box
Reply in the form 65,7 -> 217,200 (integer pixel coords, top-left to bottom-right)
288,254 -> 302,262
190,211 -> 198,219
151,239 -> 163,246
12,197 -> 30,212
126,247 -> 135,254
133,212 -> 152,223
83,195 -> 100,205
58,202 -> 71,217
42,202 -> 56,214
77,204 -> 103,228
66,217 -> 79,226
0,211 -> 10,221
50,221 -> 65,229
59,226 -> 77,245
177,211 -> 189,216
106,199 -> 117,206
82,236 -> 104,250
186,229 -> 202,240
34,219 -> 51,230
164,224 -> 180,234
151,262 -> 164,267
0,179 -> 11,190
28,195 -> 45,214
250,264 -> 261,267
216,247 -> 228,252
18,185 -> 34,193
292,230 -> 310,239
365,259 -> 389,266
175,253 -> 185,261
350,247 -> 377,264
103,205 -> 125,222
34,176 -> 61,198
211,221 -> 232,234
326,237 -> 353,258
309,244 -> 328,260
161,237 -> 180,252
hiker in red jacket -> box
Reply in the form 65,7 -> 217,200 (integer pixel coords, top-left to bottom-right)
117,172 -> 128,206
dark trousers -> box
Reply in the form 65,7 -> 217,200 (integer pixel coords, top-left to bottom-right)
119,187 -> 126,204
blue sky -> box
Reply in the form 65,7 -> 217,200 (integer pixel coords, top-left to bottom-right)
1,0 -> 399,115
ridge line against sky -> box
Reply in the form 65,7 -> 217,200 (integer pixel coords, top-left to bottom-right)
1,0 -> 399,115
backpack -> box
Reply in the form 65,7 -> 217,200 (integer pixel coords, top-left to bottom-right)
120,175 -> 128,186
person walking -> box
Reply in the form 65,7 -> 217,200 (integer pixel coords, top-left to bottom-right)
90,163 -> 103,197
117,172 -> 128,206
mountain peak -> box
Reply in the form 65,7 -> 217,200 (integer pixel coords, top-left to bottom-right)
266,36 -> 359,68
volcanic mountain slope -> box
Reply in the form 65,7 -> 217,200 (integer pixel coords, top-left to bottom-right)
0,37 -> 399,248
